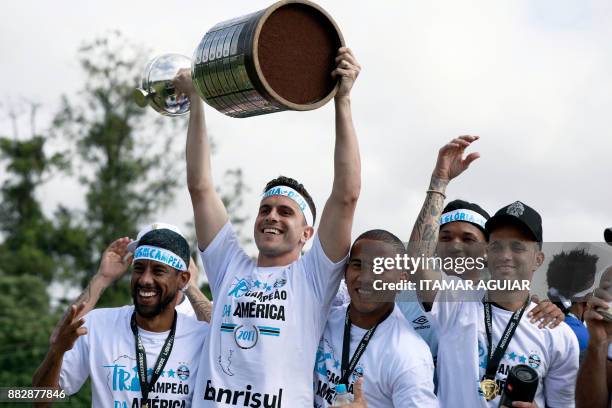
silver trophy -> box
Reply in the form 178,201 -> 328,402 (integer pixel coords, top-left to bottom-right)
132,54 -> 192,116
134,0 -> 344,118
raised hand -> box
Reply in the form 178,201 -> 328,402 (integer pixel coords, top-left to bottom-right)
432,135 -> 480,181
173,67 -> 198,100
333,47 -> 361,99
98,237 -> 132,284
584,284 -> 612,345
49,303 -> 88,354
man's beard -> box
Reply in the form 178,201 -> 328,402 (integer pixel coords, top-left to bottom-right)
132,285 -> 177,318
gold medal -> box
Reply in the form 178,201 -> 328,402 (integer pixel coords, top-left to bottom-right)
480,379 -> 499,401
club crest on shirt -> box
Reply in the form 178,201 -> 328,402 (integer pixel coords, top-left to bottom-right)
528,352 -> 542,369
177,364 -> 190,381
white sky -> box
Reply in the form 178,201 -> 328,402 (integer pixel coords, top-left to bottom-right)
1,0 -> 612,256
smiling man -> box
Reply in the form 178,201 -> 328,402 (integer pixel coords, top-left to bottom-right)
431,202 -> 580,407
174,47 -> 361,407
314,230 -> 437,408
33,226 -> 209,408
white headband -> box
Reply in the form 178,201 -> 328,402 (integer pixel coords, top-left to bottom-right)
548,286 -> 593,309
440,209 -> 487,230
133,245 -> 187,271
262,185 -> 314,226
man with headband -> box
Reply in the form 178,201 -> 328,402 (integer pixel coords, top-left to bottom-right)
395,137 -> 562,363
33,224 -> 209,408
546,249 -> 599,357
173,47 -> 361,407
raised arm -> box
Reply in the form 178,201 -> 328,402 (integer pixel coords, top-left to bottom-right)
576,285 -> 612,408
71,237 -> 132,319
317,47 -> 362,262
184,258 -> 213,323
408,136 -> 480,305
174,69 -> 228,251
32,303 -> 87,407
32,238 -> 131,405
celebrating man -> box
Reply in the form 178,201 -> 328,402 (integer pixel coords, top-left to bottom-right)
314,230 -> 437,407
33,225 -> 209,407
429,202 -> 579,407
174,47 -> 361,407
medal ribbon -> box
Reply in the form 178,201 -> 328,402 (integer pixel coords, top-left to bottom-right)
483,297 -> 530,381
130,311 -> 177,407
340,306 -> 391,386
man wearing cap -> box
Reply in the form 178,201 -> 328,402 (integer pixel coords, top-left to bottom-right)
397,136 -> 562,364
425,200 -> 580,407
173,48 -> 361,407
33,225 -> 209,408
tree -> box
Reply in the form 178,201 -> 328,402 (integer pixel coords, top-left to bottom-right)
0,105 -> 87,398
52,31 -> 185,307
0,31 -> 249,404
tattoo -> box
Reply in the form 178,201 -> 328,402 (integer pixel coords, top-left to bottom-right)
185,286 -> 213,323
73,280 -> 94,306
408,176 -> 448,258
408,176 -> 449,307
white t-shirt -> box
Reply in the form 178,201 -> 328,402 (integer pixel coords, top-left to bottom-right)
194,222 -> 346,407
176,294 -> 197,318
336,279 -> 441,360
432,292 -> 579,408
59,305 -> 209,408
313,304 -> 438,408
395,290 -> 439,360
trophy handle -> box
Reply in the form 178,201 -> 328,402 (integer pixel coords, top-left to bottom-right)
132,88 -> 151,108
133,54 -> 192,116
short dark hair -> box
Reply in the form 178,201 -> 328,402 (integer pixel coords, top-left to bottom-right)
351,229 -> 407,258
263,176 -> 316,225
546,249 -> 599,298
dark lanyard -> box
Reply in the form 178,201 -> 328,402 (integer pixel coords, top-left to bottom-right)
483,297 -> 529,380
340,306 -> 389,386
130,311 -> 177,407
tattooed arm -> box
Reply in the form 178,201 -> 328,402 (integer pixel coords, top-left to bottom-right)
185,285 -> 213,323
408,136 -> 480,308
72,237 -> 133,319
183,258 -> 213,323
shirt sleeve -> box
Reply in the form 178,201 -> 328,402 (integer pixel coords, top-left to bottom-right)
389,353 -> 438,407
58,318 -> 92,395
299,234 -> 347,306
200,222 -> 249,298
429,289 -> 466,333
543,324 -> 580,407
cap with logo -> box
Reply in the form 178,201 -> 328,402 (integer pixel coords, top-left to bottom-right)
485,201 -> 543,243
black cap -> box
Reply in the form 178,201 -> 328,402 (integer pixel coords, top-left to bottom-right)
605,228 -> 612,246
486,201 -> 543,243
441,199 -> 490,236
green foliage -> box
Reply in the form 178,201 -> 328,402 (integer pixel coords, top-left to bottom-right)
0,275 -> 57,387
51,32 -> 185,306
0,30 -> 249,406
